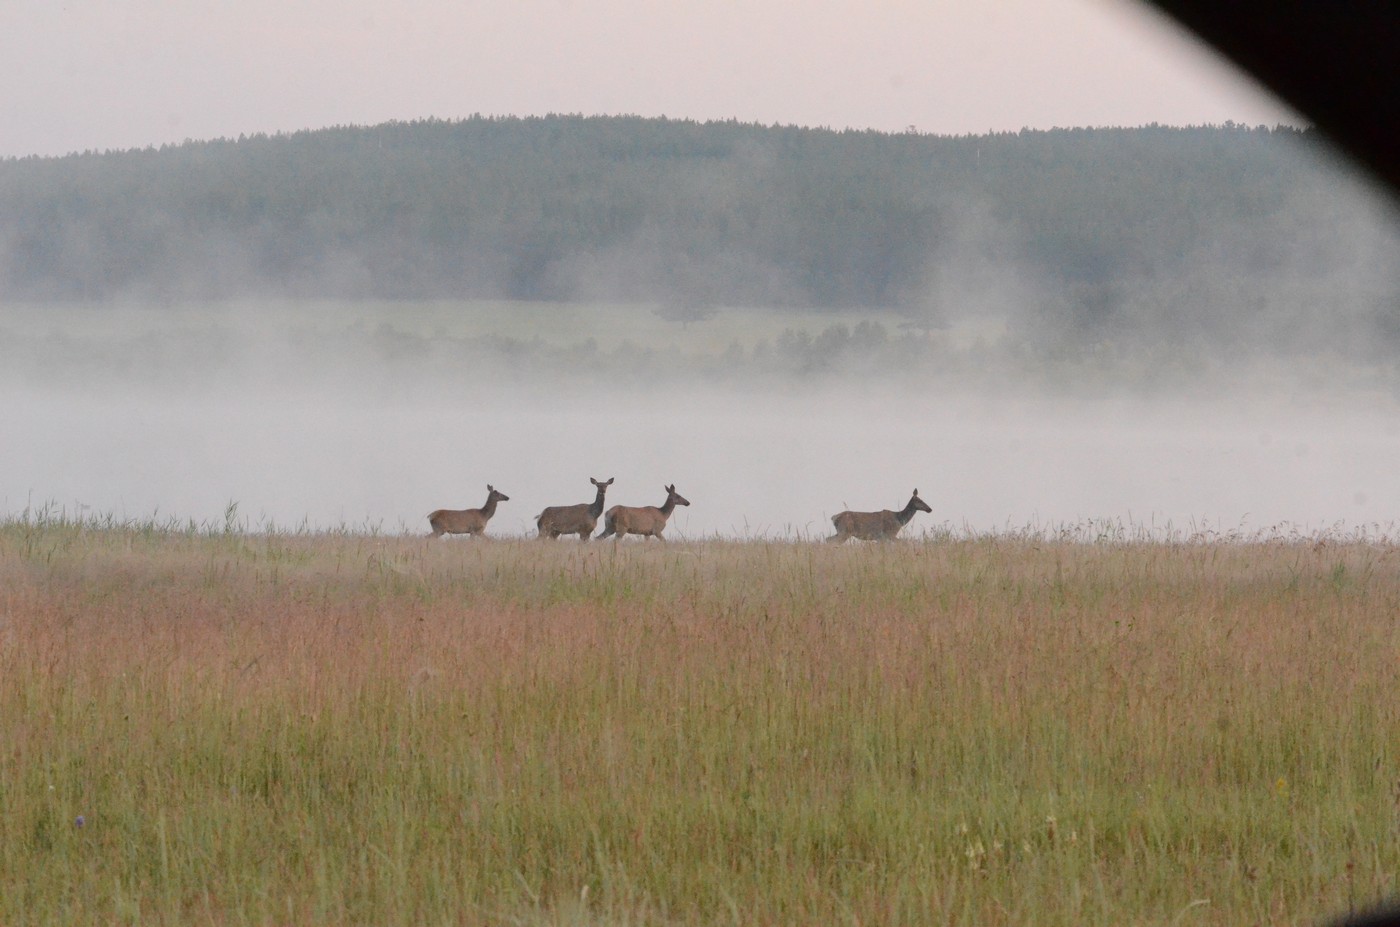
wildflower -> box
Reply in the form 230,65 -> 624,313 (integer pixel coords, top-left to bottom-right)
75,815 -> 85,828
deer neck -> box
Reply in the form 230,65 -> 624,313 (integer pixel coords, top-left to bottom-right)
896,499 -> 920,526
659,495 -> 677,517
482,495 -> 500,518
589,487 -> 607,517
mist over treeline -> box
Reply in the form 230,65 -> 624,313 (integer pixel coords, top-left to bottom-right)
2,114 -> 1398,358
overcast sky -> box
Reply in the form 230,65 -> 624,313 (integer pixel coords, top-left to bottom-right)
2,0 -> 1298,159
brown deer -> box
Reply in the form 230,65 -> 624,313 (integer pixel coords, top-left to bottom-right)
827,489 -> 931,542
428,485 -> 509,538
536,477 -> 614,540
597,484 -> 690,541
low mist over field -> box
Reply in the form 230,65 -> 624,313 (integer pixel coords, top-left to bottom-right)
3,119 -> 1400,537
5,299 -> 1400,538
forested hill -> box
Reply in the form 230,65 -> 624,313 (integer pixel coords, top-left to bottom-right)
2,115 -> 1397,351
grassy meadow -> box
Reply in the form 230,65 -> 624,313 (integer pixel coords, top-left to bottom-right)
2,516 -> 1398,925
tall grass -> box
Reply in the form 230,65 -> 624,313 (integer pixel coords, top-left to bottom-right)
1,519 -> 1397,925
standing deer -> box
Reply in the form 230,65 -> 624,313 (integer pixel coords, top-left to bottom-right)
597,484 -> 690,541
536,477 -> 614,540
827,489 -> 931,543
428,485 -> 509,538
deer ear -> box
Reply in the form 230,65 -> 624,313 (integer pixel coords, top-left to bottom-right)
913,488 -> 919,496
607,478 -> 615,485
488,484 -> 494,492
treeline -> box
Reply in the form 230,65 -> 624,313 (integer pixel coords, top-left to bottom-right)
0,316 -> 1355,401
1,115 -> 1397,353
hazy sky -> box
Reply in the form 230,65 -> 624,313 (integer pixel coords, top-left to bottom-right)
2,0 -> 1299,159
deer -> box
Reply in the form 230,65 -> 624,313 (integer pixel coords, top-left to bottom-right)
827,489 -> 932,543
428,485 -> 509,538
596,484 -> 690,541
535,477 -> 614,540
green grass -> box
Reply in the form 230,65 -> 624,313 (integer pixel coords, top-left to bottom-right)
2,521 -> 1397,925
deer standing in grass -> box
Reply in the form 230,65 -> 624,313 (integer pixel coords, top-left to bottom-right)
827,489 -> 931,542
597,484 -> 690,541
536,477 -> 614,540
428,485 -> 509,538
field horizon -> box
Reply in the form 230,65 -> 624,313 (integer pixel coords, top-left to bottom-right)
2,516 -> 1397,925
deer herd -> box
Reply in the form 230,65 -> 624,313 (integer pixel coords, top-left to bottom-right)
429,479 -> 931,543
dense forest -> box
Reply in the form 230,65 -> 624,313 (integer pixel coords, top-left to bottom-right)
1,115 -> 1397,355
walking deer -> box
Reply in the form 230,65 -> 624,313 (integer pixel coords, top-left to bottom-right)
428,485 -> 509,538
827,489 -> 931,542
597,484 -> 690,541
536,477 -> 614,540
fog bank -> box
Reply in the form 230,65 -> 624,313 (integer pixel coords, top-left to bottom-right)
6,378 -> 1399,540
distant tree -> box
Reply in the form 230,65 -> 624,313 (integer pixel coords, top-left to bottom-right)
653,296 -> 719,329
